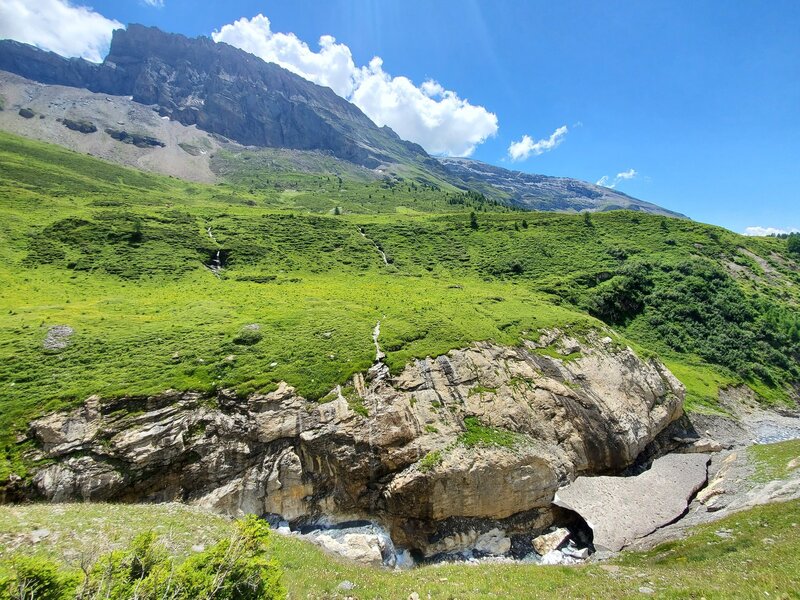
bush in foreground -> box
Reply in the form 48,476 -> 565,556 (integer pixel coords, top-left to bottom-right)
0,515 -> 285,600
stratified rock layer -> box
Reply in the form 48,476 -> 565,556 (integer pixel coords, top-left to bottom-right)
22,332 -> 684,555
554,453 -> 711,551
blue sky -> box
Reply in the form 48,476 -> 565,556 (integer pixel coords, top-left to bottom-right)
2,1 -> 799,233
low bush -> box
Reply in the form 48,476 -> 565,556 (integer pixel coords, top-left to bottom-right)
1,516 -> 285,600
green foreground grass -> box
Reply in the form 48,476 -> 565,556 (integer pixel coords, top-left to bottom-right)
1,498 -> 799,599
749,439 -> 800,483
2,131 -> 800,480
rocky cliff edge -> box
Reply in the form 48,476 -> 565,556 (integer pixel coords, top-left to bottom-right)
16,330 -> 684,556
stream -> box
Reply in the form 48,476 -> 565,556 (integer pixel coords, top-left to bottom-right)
359,227 -> 389,265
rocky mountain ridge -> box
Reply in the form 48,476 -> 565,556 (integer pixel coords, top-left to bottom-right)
0,25 -> 438,173
438,157 -> 685,217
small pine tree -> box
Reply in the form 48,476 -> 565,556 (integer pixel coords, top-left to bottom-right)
469,211 -> 478,230
521,219 -> 528,229
788,233 -> 800,256
333,206 -> 341,215
129,218 -> 144,243
583,212 -> 594,227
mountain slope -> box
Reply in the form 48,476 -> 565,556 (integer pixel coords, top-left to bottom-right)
0,25 -> 686,216
0,25 -> 443,177
439,156 -> 685,217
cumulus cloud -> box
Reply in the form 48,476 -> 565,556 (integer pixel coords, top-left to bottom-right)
596,168 -> 637,189
213,15 -> 357,97
212,14 -> 498,156
507,126 -> 568,161
0,0 -> 122,63
743,226 -> 799,237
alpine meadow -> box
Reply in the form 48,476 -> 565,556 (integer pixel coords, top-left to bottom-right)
0,3 -> 799,599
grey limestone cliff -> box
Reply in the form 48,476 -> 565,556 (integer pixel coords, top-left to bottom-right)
18,331 -> 684,557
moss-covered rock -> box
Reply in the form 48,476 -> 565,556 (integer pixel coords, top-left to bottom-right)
105,128 -> 165,148
63,118 -> 97,134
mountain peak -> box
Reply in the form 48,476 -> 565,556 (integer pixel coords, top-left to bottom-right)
0,25 -> 430,170
0,25 -> 680,216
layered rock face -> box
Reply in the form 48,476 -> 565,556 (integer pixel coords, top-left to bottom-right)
22,333 -> 684,556
0,26 -> 433,170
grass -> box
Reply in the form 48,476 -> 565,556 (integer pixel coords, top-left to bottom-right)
418,450 -> 443,472
749,439 -> 800,483
533,345 -> 583,363
459,417 -> 521,449
1,498 -> 799,598
662,358 -> 737,414
2,130 -> 800,480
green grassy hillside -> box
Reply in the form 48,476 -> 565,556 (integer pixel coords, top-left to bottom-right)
1,131 -> 799,479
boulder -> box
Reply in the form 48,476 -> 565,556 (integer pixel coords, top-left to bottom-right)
539,549 -> 578,565
561,545 -> 589,560
532,527 -> 571,555
304,524 -> 396,567
474,528 -> 511,556
554,453 -> 711,551
43,325 -> 73,351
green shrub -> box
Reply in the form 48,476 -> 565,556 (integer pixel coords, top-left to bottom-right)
459,417 -> 519,449
169,515 -> 284,600
585,262 -> 653,325
419,450 -> 443,472
788,233 -> 800,256
1,517 -> 284,600
3,555 -> 78,600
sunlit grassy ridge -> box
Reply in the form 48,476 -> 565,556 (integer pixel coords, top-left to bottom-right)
1,131 -> 799,479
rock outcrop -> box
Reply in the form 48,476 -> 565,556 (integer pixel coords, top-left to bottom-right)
18,332 -> 684,557
554,453 -> 711,551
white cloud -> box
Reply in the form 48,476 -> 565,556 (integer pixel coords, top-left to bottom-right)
743,226 -> 799,237
507,126 -> 568,161
142,0 -> 165,7
596,168 -> 637,189
0,0 -> 122,63
213,15 -> 357,98
212,14 -> 498,156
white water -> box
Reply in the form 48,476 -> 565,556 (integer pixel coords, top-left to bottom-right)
207,249 -> 222,277
359,227 -> 389,265
206,227 -> 222,277
372,320 -> 386,362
